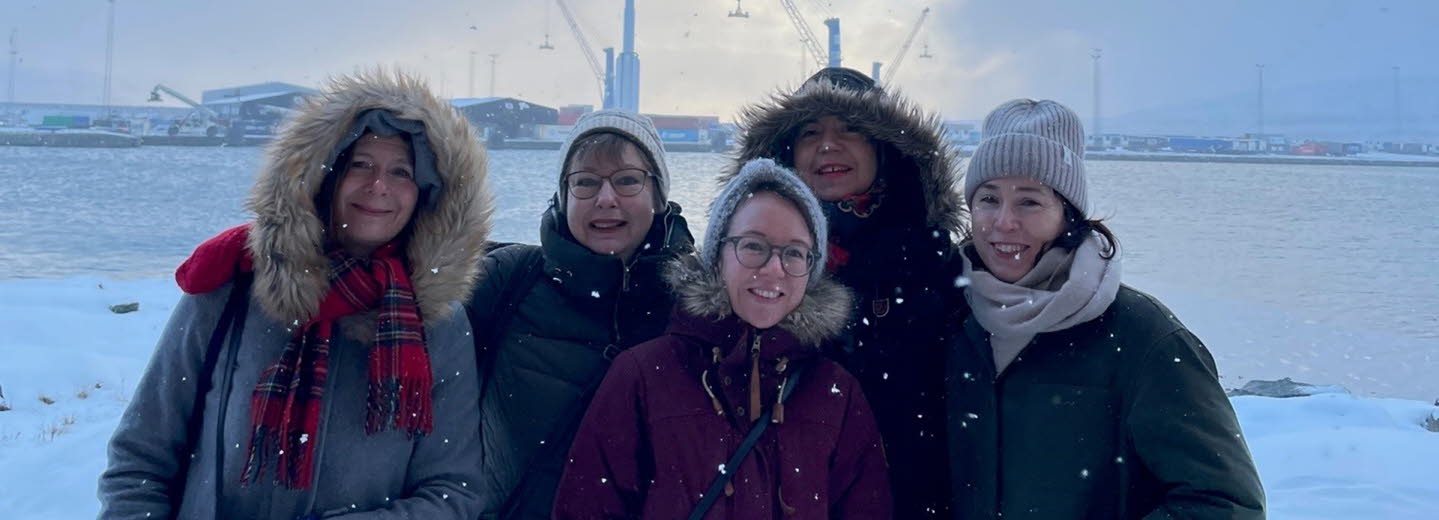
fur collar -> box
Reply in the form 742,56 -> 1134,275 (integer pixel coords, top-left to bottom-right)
662,255 -> 851,348
245,69 -> 492,325
728,81 -> 967,239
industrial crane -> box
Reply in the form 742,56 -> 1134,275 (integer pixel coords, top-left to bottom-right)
779,0 -> 829,69
728,0 -> 749,18
880,6 -> 930,87
148,84 -> 226,136
540,1 -> 555,50
554,0 -> 606,105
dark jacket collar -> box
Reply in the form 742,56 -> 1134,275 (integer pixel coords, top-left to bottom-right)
539,201 -> 693,303
667,311 -> 815,372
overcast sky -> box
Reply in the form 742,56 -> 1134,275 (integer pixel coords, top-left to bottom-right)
2,0 -> 1433,122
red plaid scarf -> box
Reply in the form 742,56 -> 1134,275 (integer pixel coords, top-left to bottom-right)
240,242 -> 434,489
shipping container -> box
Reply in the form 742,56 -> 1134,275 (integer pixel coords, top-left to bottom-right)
532,124 -> 574,141
41,116 -> 73,128
1167,137 -> 1231,153
557,105 -> 592,126
659,128 -> 701,142
647,115 -> 703,130
1317,141 -> 1361,156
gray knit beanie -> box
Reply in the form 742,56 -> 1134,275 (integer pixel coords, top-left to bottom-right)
555,109 -> 670,205
703,158 -> 828,288
965,99 -> 1089,217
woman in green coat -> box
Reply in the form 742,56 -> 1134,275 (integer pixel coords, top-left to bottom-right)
946,99 -> 1265,519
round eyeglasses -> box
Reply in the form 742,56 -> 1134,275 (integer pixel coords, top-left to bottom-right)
565,168 -> 653,199
721,236 -> 816,277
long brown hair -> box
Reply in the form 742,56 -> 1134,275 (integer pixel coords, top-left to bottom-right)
1051,198 -> 1119,259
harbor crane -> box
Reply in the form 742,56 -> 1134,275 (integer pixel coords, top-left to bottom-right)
779,0 -> 831,69
554,0 -> 607,105
880,6 -> 930,87
540,1 -> 555,50
728,0 -> 750,18
147,84 -> 224,136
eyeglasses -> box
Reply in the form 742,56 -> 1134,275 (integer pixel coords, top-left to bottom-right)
721,236 -> 816,277
565,168 -> 653,200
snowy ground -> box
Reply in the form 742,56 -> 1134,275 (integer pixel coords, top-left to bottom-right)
1,277 -> 1436,519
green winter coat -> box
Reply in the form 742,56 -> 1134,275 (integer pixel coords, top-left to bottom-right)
947,285 -> 1265,519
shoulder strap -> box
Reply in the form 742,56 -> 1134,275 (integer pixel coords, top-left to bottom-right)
482,246 -> 547,350
688,366 -> 807,520
476,246 -> 547,395
174,273 -> 252,513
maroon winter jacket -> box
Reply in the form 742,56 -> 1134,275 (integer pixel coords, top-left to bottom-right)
553,257 -> 892,519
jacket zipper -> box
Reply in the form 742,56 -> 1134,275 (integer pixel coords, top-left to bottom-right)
610,262 -> 632,346
987,330 -> 1007,519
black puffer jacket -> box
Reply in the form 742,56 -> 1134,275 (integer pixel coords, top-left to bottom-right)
730,74 -> 967,517
947,284 -> 1266,519
465,203 -> 694,520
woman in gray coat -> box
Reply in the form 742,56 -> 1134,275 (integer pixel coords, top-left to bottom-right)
98,70 -> 492,519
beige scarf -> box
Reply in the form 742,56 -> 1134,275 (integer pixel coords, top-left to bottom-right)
962,233 -> 1122,375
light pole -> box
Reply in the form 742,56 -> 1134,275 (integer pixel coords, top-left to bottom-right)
1392,66 -> 1402,142
1256,64 -> 1265,141
468,51 -> 476,98
1090,49 -> 1101,148
488,53 -> 499,97
102,0 -> 116,116
6,29 -> 17,105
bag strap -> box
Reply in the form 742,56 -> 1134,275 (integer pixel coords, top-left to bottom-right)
476,246 -> 547,402
173,273 -> 252,513
687,366 -> 807,520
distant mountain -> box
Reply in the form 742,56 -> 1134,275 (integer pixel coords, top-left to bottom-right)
1104,76 -> 1439,142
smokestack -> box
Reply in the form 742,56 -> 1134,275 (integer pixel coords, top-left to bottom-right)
824,18 -> 840,67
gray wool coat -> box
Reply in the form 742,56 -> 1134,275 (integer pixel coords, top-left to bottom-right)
99,288 -> 483,519
98,70 -> 493,519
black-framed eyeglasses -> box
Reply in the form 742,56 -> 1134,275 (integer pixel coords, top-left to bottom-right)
721,236 -> 816,277
564,168 -> 653,199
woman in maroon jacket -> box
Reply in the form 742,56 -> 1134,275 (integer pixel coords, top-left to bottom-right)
553,158 -> 892,519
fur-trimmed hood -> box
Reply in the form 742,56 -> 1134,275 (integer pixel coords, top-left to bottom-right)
662,255 -> 851,348
245,70 -> 492,325
729,80 -> 967,238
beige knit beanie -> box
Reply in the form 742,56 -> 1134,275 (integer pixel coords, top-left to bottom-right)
965,99 -> 1089,216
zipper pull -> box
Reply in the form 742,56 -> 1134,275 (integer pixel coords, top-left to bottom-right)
749,333 -> 762,422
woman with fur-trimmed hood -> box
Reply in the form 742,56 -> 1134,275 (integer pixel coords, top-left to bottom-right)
730,66 -> 966,515
98,70 -> 491,519
553,159 -> 891,519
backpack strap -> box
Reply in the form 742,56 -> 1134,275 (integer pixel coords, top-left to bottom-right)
475,246 -> 547,398
174,273 -> 252,514
687,366 -> 807,520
